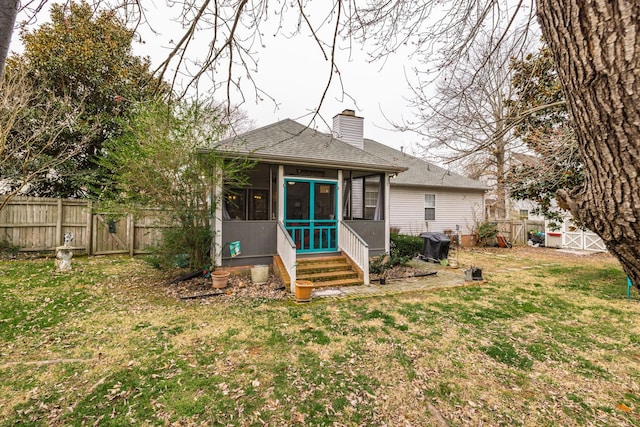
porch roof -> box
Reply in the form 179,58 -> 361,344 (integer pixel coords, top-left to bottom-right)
363,139 -> 488,191
208,119 -> 406,173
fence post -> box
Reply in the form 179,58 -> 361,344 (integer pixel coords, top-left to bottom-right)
56,199 -> 63,246
86,200 -> 92,255
128,213 -> 135,257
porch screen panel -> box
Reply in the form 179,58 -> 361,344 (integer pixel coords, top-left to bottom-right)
314,183 -> 337,250
286,181 -> 311,250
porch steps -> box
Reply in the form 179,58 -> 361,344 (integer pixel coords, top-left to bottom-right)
296,255 -> 363,288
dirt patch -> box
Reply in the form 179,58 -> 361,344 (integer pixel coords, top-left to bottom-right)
165,273 -> 288,303
370,264 -> 425,282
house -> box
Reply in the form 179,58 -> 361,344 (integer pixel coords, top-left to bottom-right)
208,110 -> 406,290
208,110 -> 487,290
362,140 -> 487,240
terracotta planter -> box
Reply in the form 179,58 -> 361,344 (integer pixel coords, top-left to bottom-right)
460,234 -> 474,247
212,270 -> 230,289
294,280 -> 314,302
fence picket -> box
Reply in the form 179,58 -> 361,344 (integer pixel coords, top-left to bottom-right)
0,196 -> 165,254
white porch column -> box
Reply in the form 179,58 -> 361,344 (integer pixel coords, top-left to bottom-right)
337,170 -> 343,221
385,172 -> 391,254
212,168 -> 224,267
278,165 -> 285,221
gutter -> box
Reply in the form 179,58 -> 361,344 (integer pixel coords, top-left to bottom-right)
201,149 -> 407,174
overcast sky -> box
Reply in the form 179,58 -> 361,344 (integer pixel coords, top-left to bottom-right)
131,2 -> 428,155
12,2 -> 431,155
231,35 -> 421,154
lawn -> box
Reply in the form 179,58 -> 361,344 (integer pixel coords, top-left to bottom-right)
1,248 -> 639,426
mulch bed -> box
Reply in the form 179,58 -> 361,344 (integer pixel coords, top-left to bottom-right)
166,262 -> 434,302
165,273 -> 288,303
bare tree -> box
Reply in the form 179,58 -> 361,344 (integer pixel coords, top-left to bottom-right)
403,31 -> 530,220
0,63 -> 89,212
354,0 -> 640,286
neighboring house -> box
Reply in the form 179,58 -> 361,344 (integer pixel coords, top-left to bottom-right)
362,140 -> 487,239
207,110 -> 406,289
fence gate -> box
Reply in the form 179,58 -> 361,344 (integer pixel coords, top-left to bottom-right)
562,218 -> 606,252
92,214 -> 132,255
512,221 -> 525,245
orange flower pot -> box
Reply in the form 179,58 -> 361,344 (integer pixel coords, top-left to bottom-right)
294,280 -> 314,302
212,270 -> 230,289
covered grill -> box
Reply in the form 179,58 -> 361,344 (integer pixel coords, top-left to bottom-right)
419,232 -> 450,262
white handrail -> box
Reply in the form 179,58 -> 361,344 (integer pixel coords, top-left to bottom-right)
338,221 -> 370,285
277,221 -> 297,292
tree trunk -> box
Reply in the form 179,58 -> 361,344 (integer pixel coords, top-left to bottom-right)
494,137 -> 507,220
537,1 -> 640,287
0,0 -> 19,80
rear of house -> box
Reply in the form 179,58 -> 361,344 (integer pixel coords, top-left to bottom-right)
363,140 -> 487,241
207,111 -> 406,289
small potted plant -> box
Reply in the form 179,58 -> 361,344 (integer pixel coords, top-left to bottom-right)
203,264 -> 230,289
464,266 -> 484,281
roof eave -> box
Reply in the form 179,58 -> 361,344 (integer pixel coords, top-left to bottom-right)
390,181 -> 488,191
209,150 -> 407,174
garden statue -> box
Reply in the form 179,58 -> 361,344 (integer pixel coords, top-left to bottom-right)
55,232 -> 75,271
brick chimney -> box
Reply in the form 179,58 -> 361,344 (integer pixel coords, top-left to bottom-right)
333,109 -> 364,150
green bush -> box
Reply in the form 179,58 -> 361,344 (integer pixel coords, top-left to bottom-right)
369,254 -> 388,275
369,252 -> 412,275
148,223 -> 211,270
369,233 -> 422,275
390,233 -> 423,258
476,222 -> 499,246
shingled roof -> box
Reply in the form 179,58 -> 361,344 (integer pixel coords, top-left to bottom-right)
208,119 -> 405,173
363,139 -> 488,191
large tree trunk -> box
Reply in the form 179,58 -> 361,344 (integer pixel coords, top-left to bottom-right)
0,0 -> 18,80
537,1 -> 640,287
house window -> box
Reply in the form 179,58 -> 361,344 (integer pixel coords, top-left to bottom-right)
225,191 -> 246,220
424,194 -> 436,221
364,190 -> 378,220
225,188 -> 269,220
519,209 -> 529,220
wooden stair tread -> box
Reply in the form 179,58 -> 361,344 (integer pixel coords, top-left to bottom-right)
311,278 -> 363,288
297,256 -> 346,264
296,262 -> 350,273
275,253 -> 364,290
298,270 -> 358,281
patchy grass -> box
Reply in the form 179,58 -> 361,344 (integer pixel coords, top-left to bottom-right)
1,248 -> 639,426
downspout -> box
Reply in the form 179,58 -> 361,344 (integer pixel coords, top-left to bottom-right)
385,172 -> 391,254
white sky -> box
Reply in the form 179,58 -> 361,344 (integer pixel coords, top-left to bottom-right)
11,2 -> 432,156
131,2 -> 428,155
232,35 -> 420,153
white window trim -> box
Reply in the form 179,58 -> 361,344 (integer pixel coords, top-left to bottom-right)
424,193 -> 436,221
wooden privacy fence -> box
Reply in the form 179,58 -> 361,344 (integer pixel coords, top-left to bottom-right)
0,196 -> 167,255
493,219 -> 545,246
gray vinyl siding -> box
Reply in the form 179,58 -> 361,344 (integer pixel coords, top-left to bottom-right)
389,186 -> 484,236
351,180 -> 364,219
